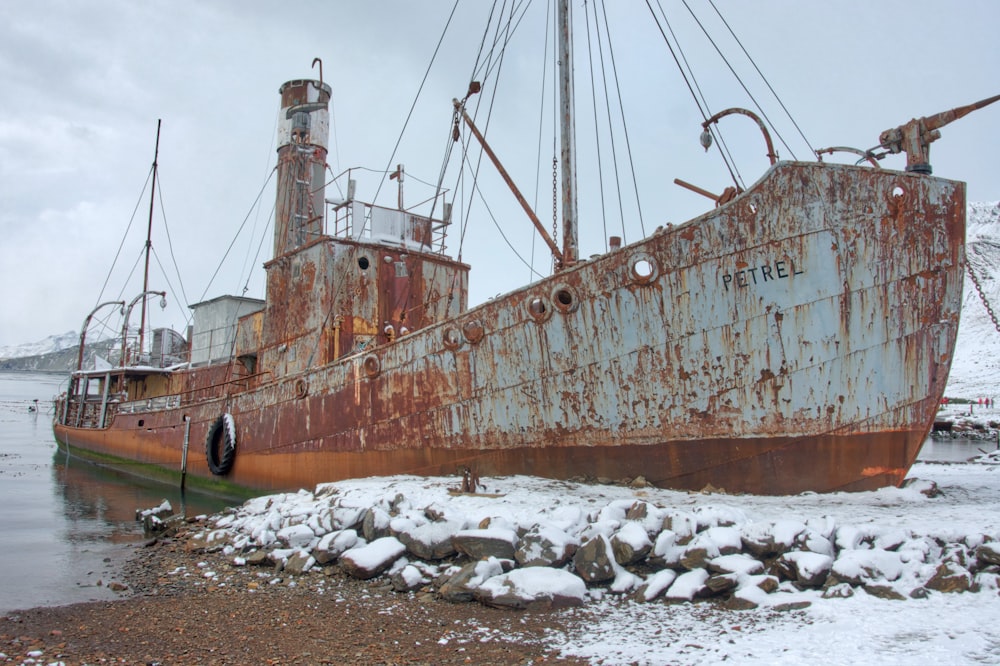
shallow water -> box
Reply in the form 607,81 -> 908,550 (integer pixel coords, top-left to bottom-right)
0,372 -> 233,614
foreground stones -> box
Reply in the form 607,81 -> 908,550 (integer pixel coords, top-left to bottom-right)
184,478 -> 1000,612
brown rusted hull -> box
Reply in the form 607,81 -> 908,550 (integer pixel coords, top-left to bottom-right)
54,162 -> 965,496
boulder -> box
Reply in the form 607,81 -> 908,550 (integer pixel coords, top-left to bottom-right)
283,550 -> 315,575
664,568 -> 709,602
452,528 -> 518,561
776,551 -> 833,588
391,564 -> 427,593
361,507 -> 392,541
976,542 -> 1000,567
438,558 -> 503,603
632,570 -> 677,602
397,520 -> 463,560
474,568 -> 586,610
925,561 -> 972,593
611,522 -> 653,565
832,548 -> 903,585
708,554 -> 764,576
276,524 -> 316,550
515,526 -> 578,568
340,536 -> 406,580
705,573 -> 740,595
313,530 -> 360,564
573,535 -> 617,583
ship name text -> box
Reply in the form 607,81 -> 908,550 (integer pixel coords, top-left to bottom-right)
721,259 -> 803,291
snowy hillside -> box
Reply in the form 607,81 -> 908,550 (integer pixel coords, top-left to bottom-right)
0,331 -> 78,360
946,201 -> 1000,399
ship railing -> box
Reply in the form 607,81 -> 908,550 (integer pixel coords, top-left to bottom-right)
326,199 -> 451,255
118,394 -> 183,414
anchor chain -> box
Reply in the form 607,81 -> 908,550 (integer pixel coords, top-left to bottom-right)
966,258 -> 1000,334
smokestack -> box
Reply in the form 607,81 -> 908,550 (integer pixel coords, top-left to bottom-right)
274,78 -> 332,257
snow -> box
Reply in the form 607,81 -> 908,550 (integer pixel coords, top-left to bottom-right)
195,456 -> 1000,663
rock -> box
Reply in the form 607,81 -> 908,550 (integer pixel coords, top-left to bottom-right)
909,587 -> 930,599
708,554 -> 764,576
831,548 -> 903,585
649,530 -> 684,569
822,583 -> 855,599
925,561 -> 972,593
243,549 -> 271,566
976,542 -> 1000,567
776,552 -> 833,588
276,524 -> 316,550
186,529 -> 230,553
313,530 -> 360,564
332,505 -> 366,531
391,564 -> 427,593
396,520 -> 462,560
452,528 -> 518,561
108,581 -> 128,592
773,601 -> 811,612
340,537 -> 406,580
438,559 -> 503,603
573,535 -> 617,583
705,573 -> 739,595
611,522 -> 652,565
901,477 -> 941,497
741,523 -> 778,558
664,568 -> 709,602
744,574 -> 779,594
474,568 -> 586,610
863,584 -> 906,600
283,550 -> 315,575
515,526 -> 578,568
632,570 -> 677,602
362,507 -> 392,541
724,594 -> 759,610
972,572 -> 1000,593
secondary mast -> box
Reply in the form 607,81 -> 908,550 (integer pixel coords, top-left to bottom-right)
138,119 -> 162,357
557,0 -> 578,268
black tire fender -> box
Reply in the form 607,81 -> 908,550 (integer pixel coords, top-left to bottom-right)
205,413 -> 237,476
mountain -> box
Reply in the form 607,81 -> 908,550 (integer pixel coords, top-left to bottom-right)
946,200 -> 1000,399
3,203 -> 1000,393
0,331 -> 79,360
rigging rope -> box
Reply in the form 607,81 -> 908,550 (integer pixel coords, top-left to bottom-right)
967,248 -> 1000,334
706,0 -> 815,158
96,166 -> 152,308
680,0 -> 797,161
584,1 -> 611,251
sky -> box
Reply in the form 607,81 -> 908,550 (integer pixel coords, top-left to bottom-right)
1,0 -> 998,348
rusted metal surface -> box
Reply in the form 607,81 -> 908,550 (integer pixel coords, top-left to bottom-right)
55,159 -> 966,496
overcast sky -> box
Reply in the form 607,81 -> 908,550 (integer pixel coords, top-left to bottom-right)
1,0 -> 998,348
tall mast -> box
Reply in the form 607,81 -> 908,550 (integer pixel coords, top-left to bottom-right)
139,119 -> 162,357
557,0 -> 578,268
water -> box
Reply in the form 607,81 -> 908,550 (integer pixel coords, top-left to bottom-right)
0,372 -> 235,614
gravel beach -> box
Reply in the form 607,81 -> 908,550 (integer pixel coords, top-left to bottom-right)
0,521 -> 588,665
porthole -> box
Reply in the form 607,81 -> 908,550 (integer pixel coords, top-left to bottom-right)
892,185 -> 905,198
363,354 -> 380,378
443,327 -> 463,350
462,320 -> 485,344
552,285 -> 579,313
526,296 -> 552,322
358,256 -> 370,270
630,253 -> 658,285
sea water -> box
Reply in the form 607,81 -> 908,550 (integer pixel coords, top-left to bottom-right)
0,372 -> 233,614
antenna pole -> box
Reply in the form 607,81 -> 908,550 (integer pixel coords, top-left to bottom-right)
139,119 -> 161,357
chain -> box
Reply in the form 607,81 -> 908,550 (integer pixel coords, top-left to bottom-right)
967,259 -> 1000,334
551,157 -> 559,245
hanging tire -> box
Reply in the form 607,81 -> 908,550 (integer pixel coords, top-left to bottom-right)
205,413 -> 237,476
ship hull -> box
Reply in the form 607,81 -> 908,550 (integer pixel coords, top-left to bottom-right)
54,162 -> 966,496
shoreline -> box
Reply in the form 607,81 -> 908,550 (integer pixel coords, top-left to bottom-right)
0,519 -> 588,665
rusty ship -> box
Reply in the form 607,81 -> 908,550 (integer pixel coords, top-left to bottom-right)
53,4 -> 995,496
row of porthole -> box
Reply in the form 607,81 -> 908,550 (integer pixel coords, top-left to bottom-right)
360,252 -> 660,376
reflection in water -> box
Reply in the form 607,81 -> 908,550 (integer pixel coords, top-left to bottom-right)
0,371 -> 239,613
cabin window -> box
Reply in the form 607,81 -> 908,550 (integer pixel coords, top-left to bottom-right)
358,256 -> 370,270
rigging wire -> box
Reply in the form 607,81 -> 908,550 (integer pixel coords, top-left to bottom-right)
153,172 -> 191,329
371,0 -> 461,213
583,0 -> 611,251
652,0 -> 743,189
596,0 -> 646,237
680,0 -> 797,161
95,166 -> 152,308
528,0 -> 553,283
706,0 -> 814,157
195,168 -> 277,304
